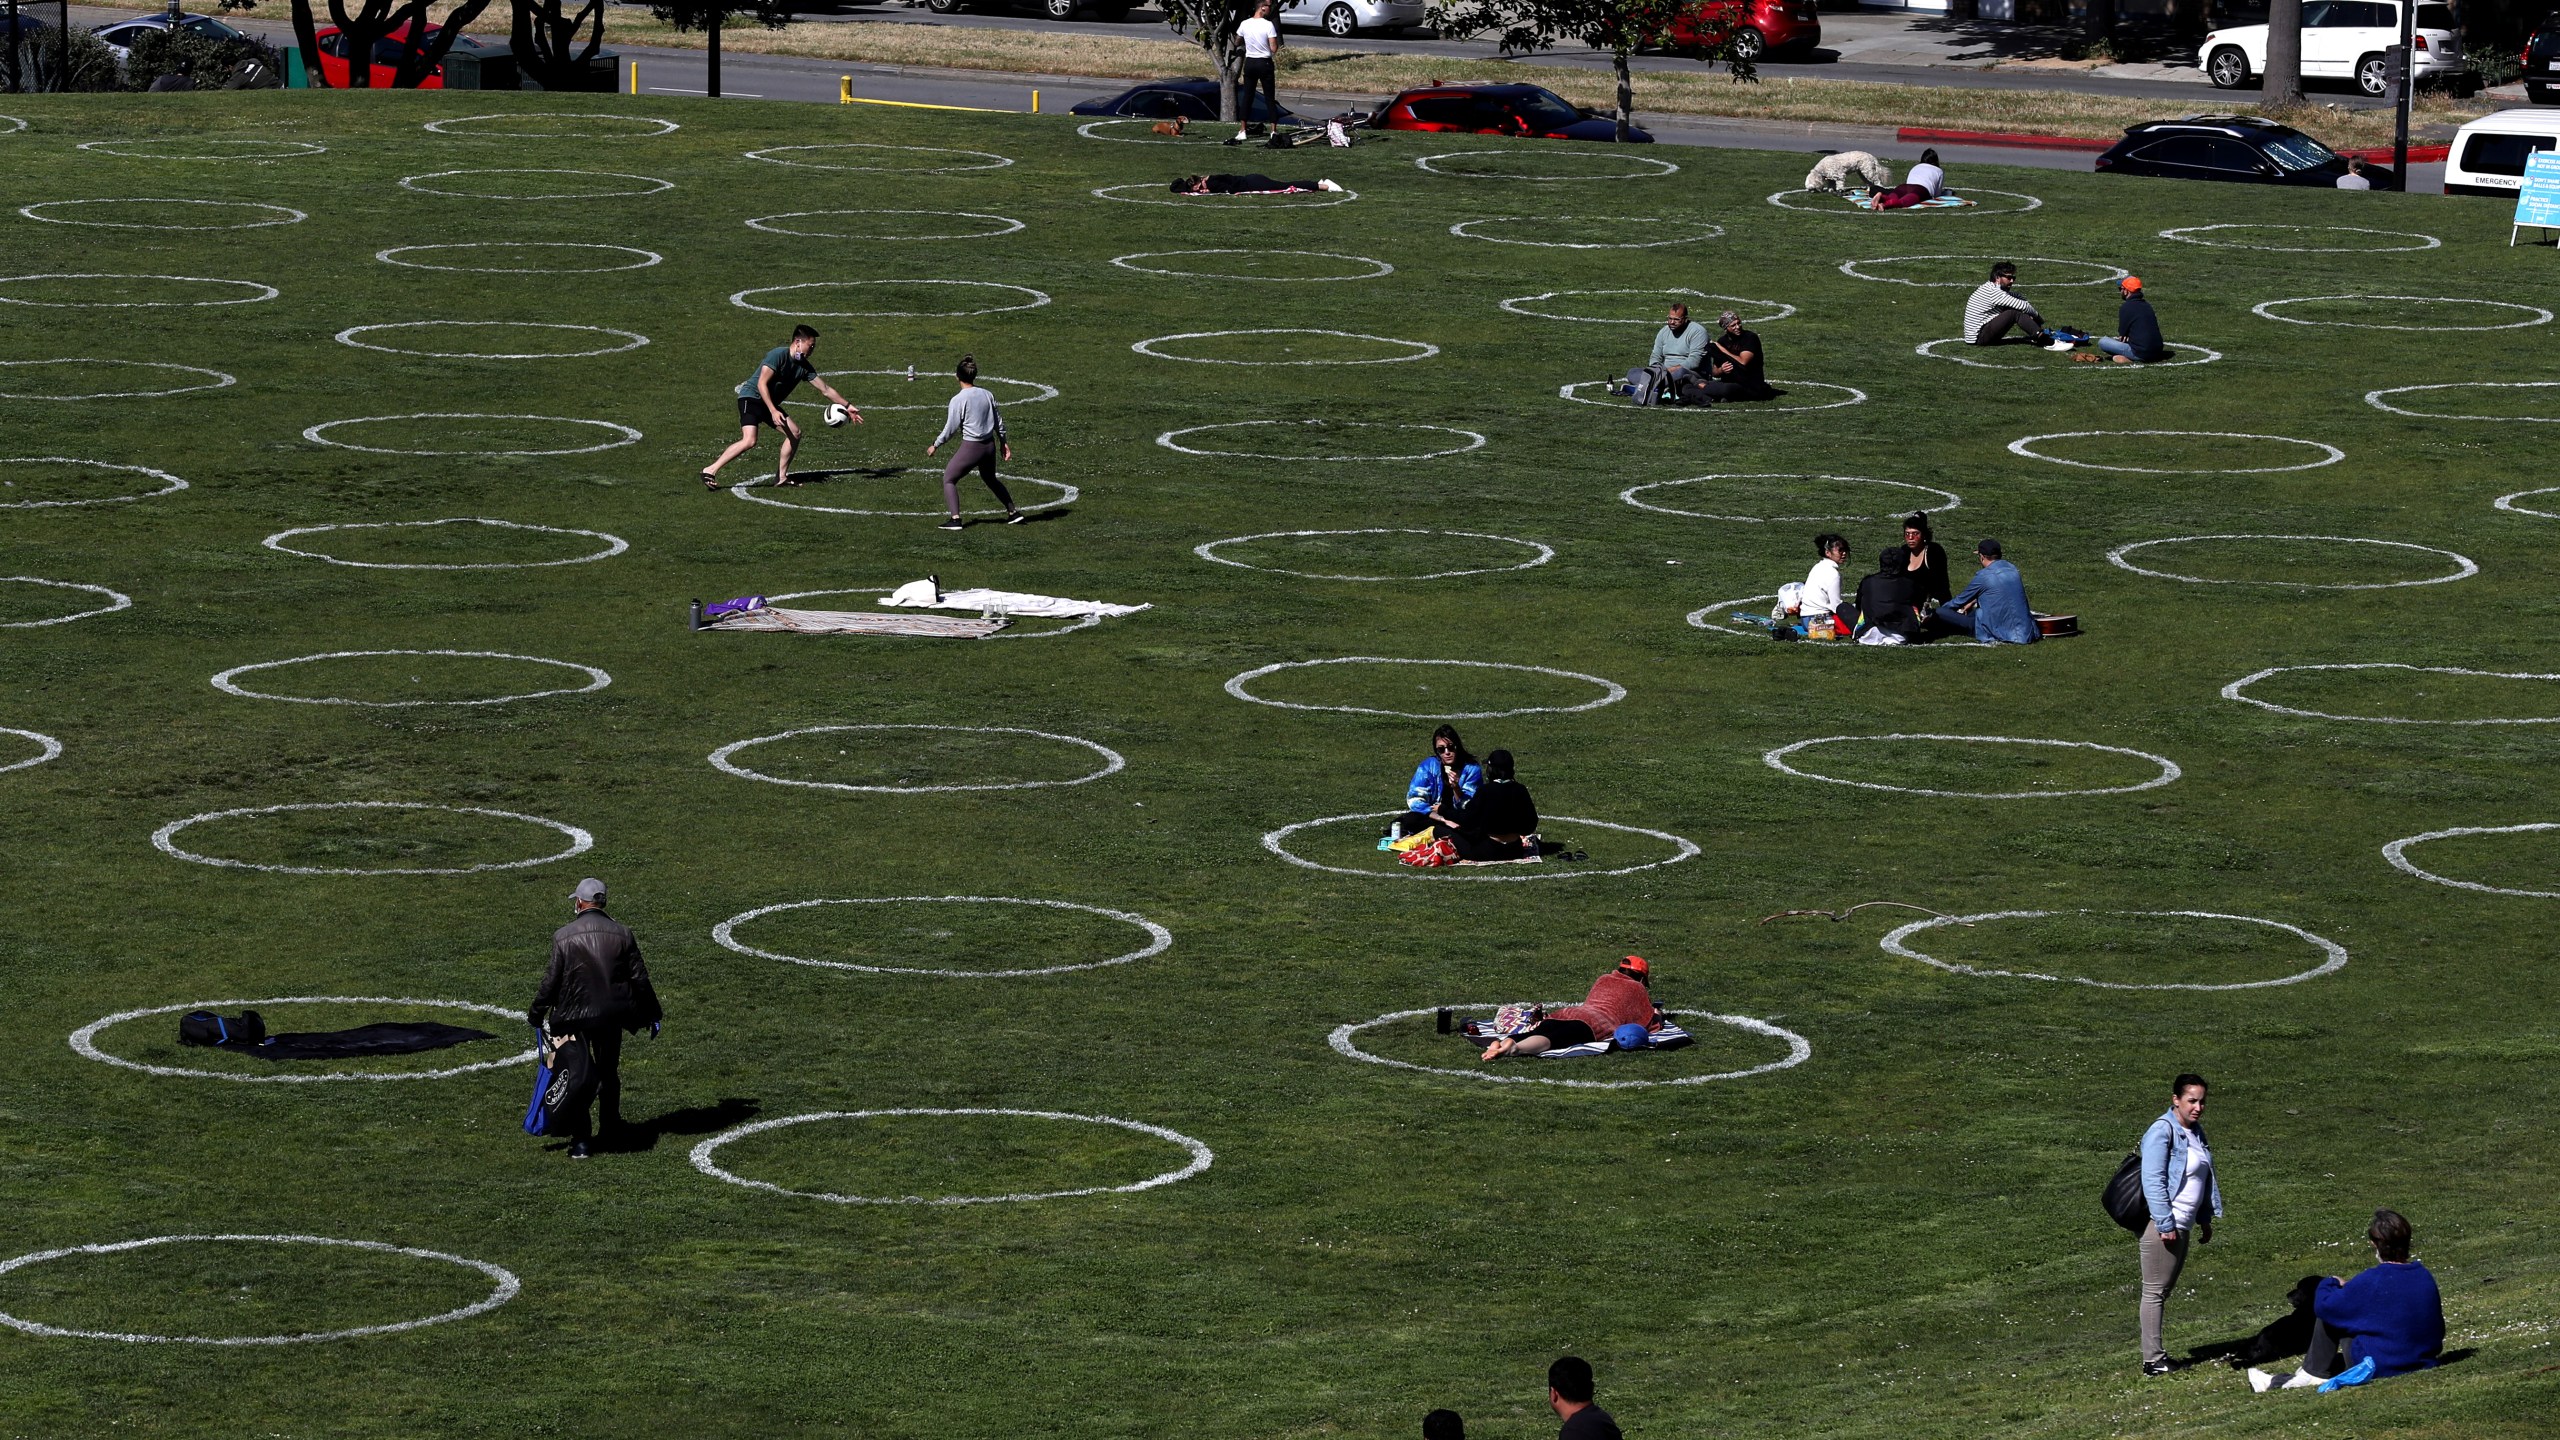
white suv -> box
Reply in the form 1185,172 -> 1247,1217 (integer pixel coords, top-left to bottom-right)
2203,1 -> 2463,96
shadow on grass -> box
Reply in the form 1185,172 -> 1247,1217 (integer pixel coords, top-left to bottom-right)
601,1098 -> 761,1154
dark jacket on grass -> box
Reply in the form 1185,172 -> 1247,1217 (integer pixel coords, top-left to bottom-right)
531,908 -> 661,1033
1854,550 -> 1925,641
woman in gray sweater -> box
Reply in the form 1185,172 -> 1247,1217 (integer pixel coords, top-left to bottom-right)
924,355 -> 1021,530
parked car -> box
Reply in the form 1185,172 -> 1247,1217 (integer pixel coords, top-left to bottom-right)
1370,83 -> 1652,142
2444,107 -> 2560,195
1278,0 -> 1427,38
2202,0 -> 2461,96
90,10 -> 257,61
2,11 -> 50,42
1067,77 -> 1310,126
2526,10 -> 2559,105
1664,0 -> 1821,60
310,22 -> 502,88
924,0 -> 1133,20
2094,114 -> 2399,188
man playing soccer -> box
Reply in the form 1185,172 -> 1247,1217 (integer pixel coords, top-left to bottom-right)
701,324 -> 860,490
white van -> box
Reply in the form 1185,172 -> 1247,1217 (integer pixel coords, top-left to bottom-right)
2444,108 -> 2560,198
2203,1 -> 2463,96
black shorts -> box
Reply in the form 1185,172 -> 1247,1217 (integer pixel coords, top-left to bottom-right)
737,395 -> 787,429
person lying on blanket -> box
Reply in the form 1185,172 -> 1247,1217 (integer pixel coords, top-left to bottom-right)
1871,147 -> 1946,209
1481,957 -> 1661,1060
1444,748 -> 1538,862
1395,724 -> 1483,840
1168,173 -> 1346,195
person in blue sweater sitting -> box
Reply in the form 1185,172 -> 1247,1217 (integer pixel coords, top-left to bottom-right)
2249,1208 -> 2445,1392
1392,724 -> 1483,841
1625,301 -> 1708,407
1925,538 -> 2040,645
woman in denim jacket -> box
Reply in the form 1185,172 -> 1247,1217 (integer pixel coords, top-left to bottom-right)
2137,1072 -> 2222,1375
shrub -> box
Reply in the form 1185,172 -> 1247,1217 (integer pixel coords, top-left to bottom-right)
7,26 -> 124,92
118,24 -> 282,90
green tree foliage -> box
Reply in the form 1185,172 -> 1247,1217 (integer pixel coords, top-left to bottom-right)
1430,0 -> 1754,141
6,25 -> 123,92
121,24 -> 283,89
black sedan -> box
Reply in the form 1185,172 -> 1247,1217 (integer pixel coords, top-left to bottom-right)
2094,114 -> 2398,189
1068,78 -> 1310,127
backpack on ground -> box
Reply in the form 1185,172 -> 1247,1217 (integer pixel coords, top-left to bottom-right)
177,1009 -> 265,1047
522,1025 -> 596,1137
2102,1151 -> 2148,1232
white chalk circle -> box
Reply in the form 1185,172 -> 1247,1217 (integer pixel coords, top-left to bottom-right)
375,242 -> 662,274
423,112 -> 678,138
780,371 -> 1056,413
1262,811 -> 1700,882
333,322 -> 649,360
730,280 -> 1049,318
397,168 -> 672,199
1195,529 -> 1554,582
1113,249 -> 1392,282
690,1108 -> 1211,1206
746,208 -> 1024,240
2223,663 -> 2560,725
1557,380 -> 1866,411
0,727 -> 63,775
764,586 -> 1101,640
1879,910 -> 2349,991
1769,187 -> 2040,214
17,198 -> 304,230
1091,182 -> 1356,208
1687,594 -> 1798,640
0,1235 -> 518,1345
0,116 -> 23,134
2161,223 -> 2439,253
2374,382 -> 2560,425
1,576 -> 130,628
1418,149 -> 1677,180
2498,486 -> 2560,517
2007,430 -> 2342,475
2384,823 -> 2560,899
301,413 -> 641,457
1075,117 -> 1229,144
0,457 -> 188,509
712,896 -> 1172,978
2252,294 -> 2550,332
709,723 -> 1124,794
749,142 -> 1012,172
1225,657 -> 1624,719
69,996 -> 533,1082
1763,734 -> 2182,799
0,273 -> 275,308
0,359 -> 235,400
78,138 -> 324,159
1449,215 -> 1722,248
1157,420 -> 1483,461
731,472 -> 1076,518
2107,535 -> 2477,590
1623,473 -> 1960,523
210,650 -> 611,708
1133,329 -> 1437,366
1329,1006 -> 1810,1089
151,802 -> 593,876
1916,337 -> 2221,369
263,517 -> 628,570
1502,288 -> 1793,325
1840,254 -> 2126,288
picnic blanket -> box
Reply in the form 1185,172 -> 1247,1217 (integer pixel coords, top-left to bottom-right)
1459,1017 -> 1697,1058
709,607 -> 1010,638
1849,191 -> 1976,210
880,578 -> 1150,619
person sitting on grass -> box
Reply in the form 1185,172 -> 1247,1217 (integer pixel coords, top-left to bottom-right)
2249,1209 -> 2445,1393
1626,300 -> 1707,407
1902,511 -> 1953,610
1168,173 -> 1344,195
1853,545 -> 1926,645
2086,276 -> 2169,365
1688,309 -> 1776,404
1926,537 -> 2039,645
1799,532 -> 1850,637
1871,147 -> 1946,209
1480,957 -> 1660,1061
1803,148 -> 1893,195
1966,262 -> 2060,349
1396,724 -> 1481,840
1446,748 -> 1538,863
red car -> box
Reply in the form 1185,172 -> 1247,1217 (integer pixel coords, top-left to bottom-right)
1666,0 -> 1820,60
310,21 -> 497,88
1371,83 -> 1651,142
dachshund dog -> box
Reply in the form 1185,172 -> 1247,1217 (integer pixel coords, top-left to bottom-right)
1151,117 -> 1187,137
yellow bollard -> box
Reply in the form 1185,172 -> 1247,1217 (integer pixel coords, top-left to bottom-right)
628,60 -> 638,95
1031,89 -> 1039,114
840,75 -> 852,104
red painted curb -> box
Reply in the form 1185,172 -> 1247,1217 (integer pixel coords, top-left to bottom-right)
1898,126 -> 2114,152
2343,144 -> 2450,163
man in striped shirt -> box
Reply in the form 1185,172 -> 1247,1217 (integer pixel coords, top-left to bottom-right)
1965,261 -> 2056,348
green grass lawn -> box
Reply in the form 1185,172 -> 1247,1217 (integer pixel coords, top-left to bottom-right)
1,94 -> 2557,1438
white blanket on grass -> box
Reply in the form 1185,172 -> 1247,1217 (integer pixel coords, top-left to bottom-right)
880,578 -> 1149,619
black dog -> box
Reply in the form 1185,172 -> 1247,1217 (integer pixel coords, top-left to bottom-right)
2192,1276 -> 2323,1368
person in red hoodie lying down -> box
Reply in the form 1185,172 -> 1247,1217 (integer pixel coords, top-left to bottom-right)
1479,957 -> 1661,1061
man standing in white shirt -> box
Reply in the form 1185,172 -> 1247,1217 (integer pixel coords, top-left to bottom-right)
1236,0 -> 1281,143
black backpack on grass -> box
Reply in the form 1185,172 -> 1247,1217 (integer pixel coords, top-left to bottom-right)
177,1010 -> 264,1048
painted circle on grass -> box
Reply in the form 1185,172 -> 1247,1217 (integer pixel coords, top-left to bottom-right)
730,280 -> 1049,318
1880,910 -> 2348,991
1,577 -> 130,629
0,116 -> 23,134
1417,149 -> 1677,180
2223,663 -> 2560,724
1763,734 -> 2182,798
2107,535 -> 2476,590
690,1108 -> 1212,1205
2007,430 -> 2342,474
2497,486 -> 2560,517
0,727 -> 63,775
1195,529 -> 1554,582
0,1236 -> 518,1345
1839,254 -> 2126,288
747,142 -> 1012,172
1074,117 -> 1233,144
262,517 -> 628,570
17,198 -> 304,230
1916,337 -> 2221,369
1691,594 -> 1828,641
0,457 -> 188,509
69,997 -> 533,1082
1091,182 -> 1356,208
1132,329 -> 1436,366
1329,1006 -> 1810,1089
712,896 -> 1172,978
1262,811 -> 1700,882
2373,381 -> 2560,424
78,138 -> 324,159
746,208 -> 1024,240
0,274 -> 275,308
1557,379 -> 1865,411
332,322 -> 648,360
0,359 -> 234,400
151,802 -> 594,876
781,371 -> 1056,413
301,413 -> 640,457
2384,823 -> 2560,898
2160,223 -> 2439,252
709,723 -> 1124,794
422,113 -> 678,137
375,242 -> 662,273
2251,294 -> 2550,331
764,587 -> 1103,640
730,472 -> 1076,517
1449,215 -> 1722,248
1501,288 -> 1793,325
1623,473 -> 1960,523
1768,187 -> 2041,214
1225,657 -> 1624,719
210,650 -> 611,708
1157,421 -> 1483,461
1113,249 -> 1392,282
396,168 -> 672,199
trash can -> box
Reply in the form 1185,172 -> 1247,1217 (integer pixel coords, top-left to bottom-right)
438,45 -> 515,90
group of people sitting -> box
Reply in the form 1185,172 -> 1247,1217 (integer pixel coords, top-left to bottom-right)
1803,146 -> 1950,209
1774,512 -> 2041,646
1968,261 -> 2172,365
1620,302 -> 1775,407
1385,725 -> 1546,866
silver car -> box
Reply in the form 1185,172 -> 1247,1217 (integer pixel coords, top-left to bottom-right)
1278,0 -> 1426,38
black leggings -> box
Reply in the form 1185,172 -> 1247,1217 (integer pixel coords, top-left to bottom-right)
1452,831 -> 1532,862
1526,1018 -> 1595,1048
1241,57 -> 1278,126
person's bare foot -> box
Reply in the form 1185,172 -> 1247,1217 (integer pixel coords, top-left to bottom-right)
1480,1037 -> 1516,1061
2111,355 -> 2132,364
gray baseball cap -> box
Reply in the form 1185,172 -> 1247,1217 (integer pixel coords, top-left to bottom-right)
572,877 -> 607,904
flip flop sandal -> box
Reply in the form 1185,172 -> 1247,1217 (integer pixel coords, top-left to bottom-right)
700,471 -> 722,490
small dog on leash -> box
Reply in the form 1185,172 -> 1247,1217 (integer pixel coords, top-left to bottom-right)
1151,117 -> 1187,137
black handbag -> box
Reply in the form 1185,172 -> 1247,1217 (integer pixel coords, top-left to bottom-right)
2103,1151 -> 2149,1232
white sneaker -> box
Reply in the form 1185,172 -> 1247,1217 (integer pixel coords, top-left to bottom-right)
1317,178 -> 1342,192
2045,338 -> 2075,352
2248,1368 -> 2279,1393
2282,1368 -> 2326,1390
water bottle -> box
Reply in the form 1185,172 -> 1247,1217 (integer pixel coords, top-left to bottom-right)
906,363 -> 915,382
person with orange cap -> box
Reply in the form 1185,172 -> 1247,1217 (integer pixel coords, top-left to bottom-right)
1480,958 -> 1662,1060
2092,276 -> 2168,365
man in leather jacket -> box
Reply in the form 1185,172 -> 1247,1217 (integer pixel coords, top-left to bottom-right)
528,877 -> 662,1158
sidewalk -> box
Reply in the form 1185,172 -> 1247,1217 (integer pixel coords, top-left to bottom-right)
1812,9 -> 2205,83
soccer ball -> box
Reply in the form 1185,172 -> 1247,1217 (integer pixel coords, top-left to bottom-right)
822,403 -> 849,428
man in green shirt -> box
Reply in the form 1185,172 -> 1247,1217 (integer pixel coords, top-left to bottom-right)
1624,302 -> 1708,406
700,324 -> 861,490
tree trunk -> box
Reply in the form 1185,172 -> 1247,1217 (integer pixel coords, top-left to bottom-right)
2262,0 -> 2303,105
707,5 -> 721,97
1208,34 -> 1237,121
1613,49 -> 1633,142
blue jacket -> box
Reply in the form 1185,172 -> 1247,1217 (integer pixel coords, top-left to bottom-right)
1406,757 -> 1482,815
2314,1261 -> 2444,1378
2139,1110 -> 2223,1236
1944,559 -> 2038,645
